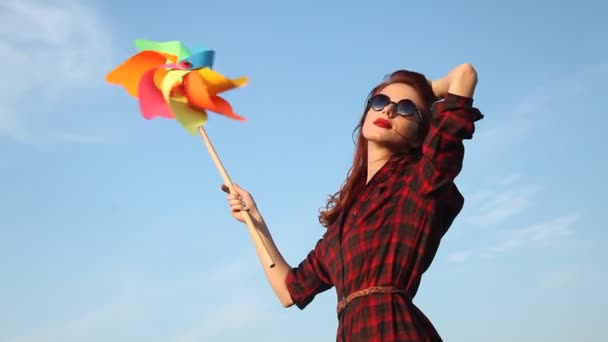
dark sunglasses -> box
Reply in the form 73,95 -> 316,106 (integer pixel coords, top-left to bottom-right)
367,94 -> 423,121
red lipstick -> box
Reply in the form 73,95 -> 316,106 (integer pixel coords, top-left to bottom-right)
373,118 -> 392,129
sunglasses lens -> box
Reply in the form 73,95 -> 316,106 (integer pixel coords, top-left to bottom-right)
396,100 -> 416,116
369,95 -> 420,119
369,94 -> 390,110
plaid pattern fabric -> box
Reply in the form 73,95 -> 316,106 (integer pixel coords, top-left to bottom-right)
285,93 -> 483,341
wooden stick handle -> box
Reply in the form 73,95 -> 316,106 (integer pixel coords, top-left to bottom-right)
197,126 -> 276,268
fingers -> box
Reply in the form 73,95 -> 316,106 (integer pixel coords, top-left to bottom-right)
220,183 -> 253,216
229,197 -> 249,212
220,183 -> 247,195
230,201 -> 249,213
223,186 -> 250,213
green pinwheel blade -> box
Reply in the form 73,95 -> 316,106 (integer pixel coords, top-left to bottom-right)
135,39 -> 191,61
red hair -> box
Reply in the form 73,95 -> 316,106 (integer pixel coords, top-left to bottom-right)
318,70 -> 437,228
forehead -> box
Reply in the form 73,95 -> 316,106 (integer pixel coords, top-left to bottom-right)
377,83 -> 423,105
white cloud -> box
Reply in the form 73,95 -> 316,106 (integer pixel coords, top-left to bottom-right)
4,255 -> 272,342
449,212 -> 579,264
5,300 -> 135,342
536,263 -> 583,291
466,185 -> 538,226
498,172 -> 522,186
0,0 -> 115,143
449,63 -> 607,263
470,60 -> 608,158
204,254 -> 258,286
524,213 -> 578,245
172,294 -> 275,342
50,132 -> 115,145
449,171 -> 580,263
487,212 -> 578,255
171,255 -> 278,341
464,173 -> 539,227
446,250 -> 474,264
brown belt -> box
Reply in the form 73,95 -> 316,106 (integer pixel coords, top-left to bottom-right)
337,286 -> 409,316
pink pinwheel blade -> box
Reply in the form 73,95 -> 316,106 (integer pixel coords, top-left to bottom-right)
138,68 -> 174,119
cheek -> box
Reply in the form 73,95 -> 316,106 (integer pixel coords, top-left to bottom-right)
361,111 -> 375,132
394,120 -> 420,139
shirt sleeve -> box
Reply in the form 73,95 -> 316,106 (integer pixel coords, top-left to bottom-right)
284,238 -> 333,309
417,93 -> 484,195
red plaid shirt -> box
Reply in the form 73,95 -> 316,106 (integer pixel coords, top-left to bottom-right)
285,93 -> 483,341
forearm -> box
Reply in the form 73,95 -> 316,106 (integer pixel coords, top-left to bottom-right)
431,63 -> 478,99
419,65 -> 483,194
248,212 -> 295,307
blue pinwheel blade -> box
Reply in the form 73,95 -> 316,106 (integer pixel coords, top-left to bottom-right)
182,49 -> 215,70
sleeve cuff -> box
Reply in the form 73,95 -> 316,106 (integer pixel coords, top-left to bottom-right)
284,268 -> 312,310
442,92 -> 474,108
432,92 -> 483,121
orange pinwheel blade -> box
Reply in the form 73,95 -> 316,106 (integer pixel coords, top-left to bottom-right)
106,50 -> 175,97
151,53 -> 180,89
184,71 -> 246,121
153,68 -> 168,90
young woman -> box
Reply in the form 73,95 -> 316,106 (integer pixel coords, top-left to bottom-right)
221,64 -> 483,341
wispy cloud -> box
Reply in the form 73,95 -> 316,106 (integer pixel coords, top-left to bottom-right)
466,185 -> 538,226
446,250 -> 474,264
0,0 -> 115,144
449,212 -> 579,264
6,301 -> 134,342
486,212 -> 578,256
497,172 -> 521,186
172,294 -> 275,342
470,60 -> 608,158
449,62 -> 606,264
50,132 -> 116,145
536,264 -> 581,291
449,172 -> 580,263
4,255 -> 273,342
464,173 -> 539,227
171,256 -> 278,341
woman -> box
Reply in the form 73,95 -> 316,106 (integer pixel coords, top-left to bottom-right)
221,63 -> 483,341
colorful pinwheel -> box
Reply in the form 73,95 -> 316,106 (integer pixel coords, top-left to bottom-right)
105,39 -> 248,135
105,40 -> 275,268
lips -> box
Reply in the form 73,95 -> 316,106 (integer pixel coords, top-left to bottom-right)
373,118 -> 392,129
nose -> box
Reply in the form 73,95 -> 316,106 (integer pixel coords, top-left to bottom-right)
382,103 -> 397,118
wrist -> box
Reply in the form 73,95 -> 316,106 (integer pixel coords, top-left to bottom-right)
430,76 -> 449,98
249,209 -> 265,226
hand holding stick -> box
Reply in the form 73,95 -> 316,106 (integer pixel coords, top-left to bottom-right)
197,126 -> 276,269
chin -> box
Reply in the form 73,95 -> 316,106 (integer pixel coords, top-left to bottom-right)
363,127 -> 388,140
363,133 -> 387,143
364,134 -> 411,151
365,136 -> 401,147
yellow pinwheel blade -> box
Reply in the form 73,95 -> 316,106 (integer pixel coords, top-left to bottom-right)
161,69 -> 208,135
196,68 -> 248,94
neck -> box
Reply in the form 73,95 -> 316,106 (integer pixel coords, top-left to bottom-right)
366,142 -> 393,184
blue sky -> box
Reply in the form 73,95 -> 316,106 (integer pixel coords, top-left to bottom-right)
1,0 -> 606,340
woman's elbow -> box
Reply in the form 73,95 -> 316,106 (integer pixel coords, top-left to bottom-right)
455,63 -> 478,84
448,63 -> 478,97
280,296 -> 294,308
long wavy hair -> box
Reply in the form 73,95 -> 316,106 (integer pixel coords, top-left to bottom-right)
318,70 -> 437,228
